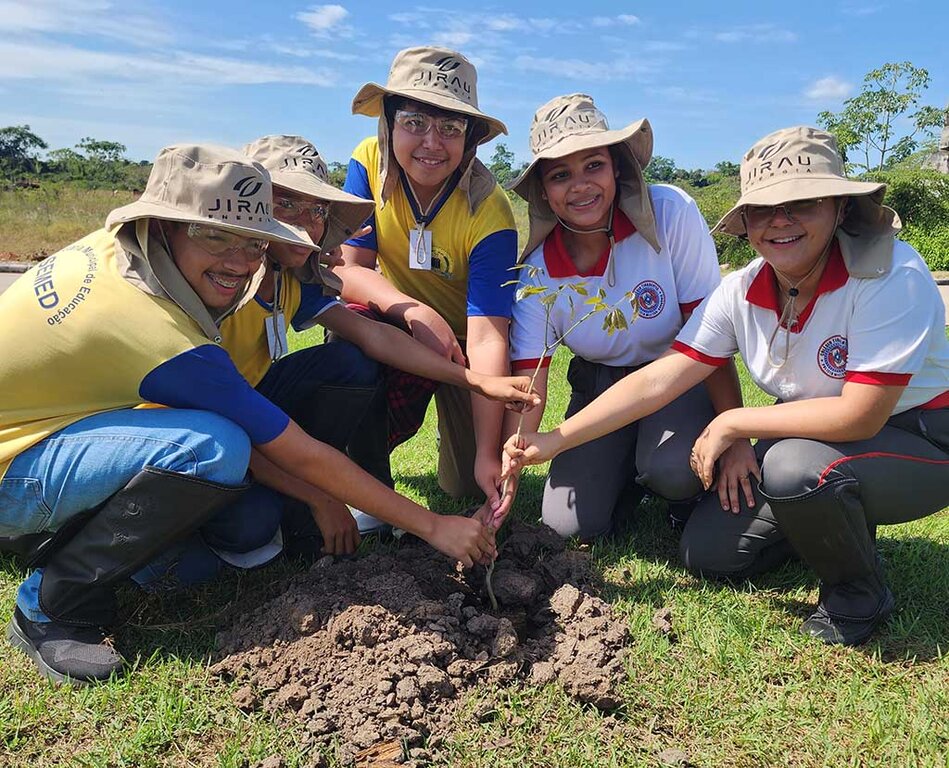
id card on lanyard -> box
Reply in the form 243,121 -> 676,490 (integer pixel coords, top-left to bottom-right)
409,225 -> 432,271
266,267 -> 289,361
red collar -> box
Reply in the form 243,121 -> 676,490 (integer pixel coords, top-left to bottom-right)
543,208 -> 637,278
745,240 -> 848,332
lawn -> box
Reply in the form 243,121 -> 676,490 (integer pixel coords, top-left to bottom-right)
1,324 -> 946,767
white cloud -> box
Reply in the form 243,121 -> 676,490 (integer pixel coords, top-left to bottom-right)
0,41 -> 337,87
714,24 -> 797,44
0,0 -> 173,47
643,40 -> 689,52
804,75 -> 853,100
593,14 -> 639,27
514,54 -> 654,82
295,4 -> 351,37
840,2 -> 883,15
433,29 -> 475,48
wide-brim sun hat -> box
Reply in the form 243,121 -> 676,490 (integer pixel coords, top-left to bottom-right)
509,93 -> 660,260
241,135 -> 375,256
351,46 -> 507,143
714,126 -> 900,238
714,126 -> 901,277
106,144 -> 314,250
352,46 -> 506,213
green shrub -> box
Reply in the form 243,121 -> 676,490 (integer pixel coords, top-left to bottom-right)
901,222 -> 949,271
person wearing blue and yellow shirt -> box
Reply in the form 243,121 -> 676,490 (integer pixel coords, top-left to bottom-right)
178,135 -> 539,568
0,144 -> 500,686
336,46 -> 518,520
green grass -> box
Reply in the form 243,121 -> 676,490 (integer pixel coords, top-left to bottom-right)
0,185 -> 138,260
1,326 -> 946,767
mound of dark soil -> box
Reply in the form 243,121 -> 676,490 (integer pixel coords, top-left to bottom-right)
211,522 -> 631,766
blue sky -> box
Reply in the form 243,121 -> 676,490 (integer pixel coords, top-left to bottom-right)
1,0 -> 946,171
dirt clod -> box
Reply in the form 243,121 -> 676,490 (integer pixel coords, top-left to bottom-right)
211,522 -> 631,764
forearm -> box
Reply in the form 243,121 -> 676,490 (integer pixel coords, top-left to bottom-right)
703,358 -> 744,414
711,394 -> 894,444
360,321 -> 478,390
259,423 -> 438,540
249,448 -> 338,512
333,263 -> 426,324
467,336 -> 509,457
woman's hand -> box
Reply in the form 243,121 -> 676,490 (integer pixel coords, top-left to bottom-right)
427,515 -> 497,568
404,304 -> 466,364
311,497 -> 361,555
474,452 -> 504,514
712,438 -> 760,514
503,431 -> 562,471
471,373 -> 541,411
474,466 -> 519,532
690,416 -> 737,491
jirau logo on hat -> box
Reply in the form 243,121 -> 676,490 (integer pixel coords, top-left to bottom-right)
745,150 -> 813,184
233,176 -> 264,198
531,107 -> 607,153
207,174 -> 270,221
411,56 -> 472,99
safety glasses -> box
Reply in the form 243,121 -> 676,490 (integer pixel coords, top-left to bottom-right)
394,110 -> 468,140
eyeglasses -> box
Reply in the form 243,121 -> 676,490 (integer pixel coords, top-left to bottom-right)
394,110 -> 468,140
274,196 -> 329,224
742,198 -> 826,228
186,223 -> 269,259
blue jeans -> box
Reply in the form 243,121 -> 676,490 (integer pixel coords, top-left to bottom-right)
0,407 -> 251,621
137,339 -> 380,586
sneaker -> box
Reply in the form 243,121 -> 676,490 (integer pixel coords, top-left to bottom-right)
349,507 -> 392,537
6,606 -> 125,685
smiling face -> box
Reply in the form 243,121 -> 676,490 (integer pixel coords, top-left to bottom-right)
539,147 -> 617,231
390,99 -> 466,198
745,197 -> 844,280
268,186 -> 326,268
164,222 -> 264,309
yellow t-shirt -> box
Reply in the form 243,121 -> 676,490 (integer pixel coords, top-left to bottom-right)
219,268 -> 338,387
0,229 -> 289,480
343,137 -> 517,339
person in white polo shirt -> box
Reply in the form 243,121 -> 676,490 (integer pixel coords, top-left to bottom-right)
504,126 -> 949,646
495,94 -> 751,540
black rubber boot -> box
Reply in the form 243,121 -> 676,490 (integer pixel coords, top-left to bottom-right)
765,478 -> 893,646
13,467 -> 246,685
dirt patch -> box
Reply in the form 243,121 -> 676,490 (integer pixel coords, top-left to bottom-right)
211,522 -> 631,766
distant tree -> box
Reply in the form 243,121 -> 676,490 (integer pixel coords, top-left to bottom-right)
0,124 -> 48,179
643,154 -> 676,183
74,137 -> 127,184
487,142 -> 526,187
818,61 -> 945,173
76,137 -> 126,164
326,161 -> 347,189
714,160 -> 740,177
48,147 -> 86,179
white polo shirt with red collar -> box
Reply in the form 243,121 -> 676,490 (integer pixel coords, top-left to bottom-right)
673,238 -> 949,413
510,184 -> 720,370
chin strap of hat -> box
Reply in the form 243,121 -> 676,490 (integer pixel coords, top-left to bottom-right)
555,203 -> 617,287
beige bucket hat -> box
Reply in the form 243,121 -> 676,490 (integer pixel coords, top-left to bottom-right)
714,126 -> 901,277
242,135 -> 375,291
352,46 -> 507,212
106,144 -> 314,250
241,135 -> 374,253
510,93 -> 660,260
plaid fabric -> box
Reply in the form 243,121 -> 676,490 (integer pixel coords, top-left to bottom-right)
343,304 -> 440,451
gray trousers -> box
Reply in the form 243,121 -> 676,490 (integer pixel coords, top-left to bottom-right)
543,356 -> 715,539
680,405 -> 949,578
